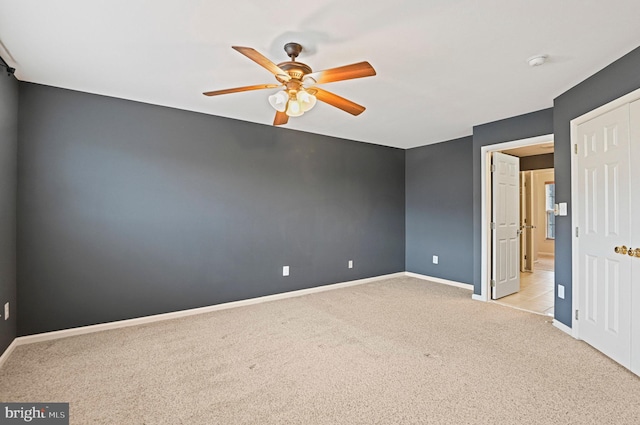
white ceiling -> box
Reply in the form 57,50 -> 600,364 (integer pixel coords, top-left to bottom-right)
1,1 -> 639,149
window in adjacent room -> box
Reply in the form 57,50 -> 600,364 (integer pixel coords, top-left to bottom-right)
545,182 -> 555,240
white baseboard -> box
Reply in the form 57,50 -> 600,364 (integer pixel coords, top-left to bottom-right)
0,339 -> 17,369
553,319 -> 572,336
472,294 -> 486,302
14,272 -> 405,347
404,272 -> 473,291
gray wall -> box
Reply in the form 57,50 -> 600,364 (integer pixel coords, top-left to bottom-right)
405,136 -> 473,283
553,45 -> 640,326
0,73 -> 18,355
472,108 -> 554,297
17,83 -> 405,336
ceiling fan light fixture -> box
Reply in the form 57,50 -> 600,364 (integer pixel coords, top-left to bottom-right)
268,90 -> 288,112
285,98 -> 304,117
297,90 -> 317,112
270,88 -> 315,117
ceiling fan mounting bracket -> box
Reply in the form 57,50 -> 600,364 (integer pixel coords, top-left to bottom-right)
284,42 -> 303,60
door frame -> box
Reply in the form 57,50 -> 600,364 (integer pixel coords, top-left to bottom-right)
570,86 -> 640,341
478,134 -> 554,303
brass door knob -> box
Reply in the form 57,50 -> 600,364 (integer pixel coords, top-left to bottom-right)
627,248 -> 640,257
615,245 -> 628,255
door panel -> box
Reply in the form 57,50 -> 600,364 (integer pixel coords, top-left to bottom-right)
577,104 -> 631,368
492,152 -> 520,299
604,258 -> 620,333
604,163 -> 620,236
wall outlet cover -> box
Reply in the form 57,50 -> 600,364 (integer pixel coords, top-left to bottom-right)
282,266 -> 289,277
4,302 -> 8,320
348,260 -> 353,269
432,255 -> 439,264
558,285 -> 565,299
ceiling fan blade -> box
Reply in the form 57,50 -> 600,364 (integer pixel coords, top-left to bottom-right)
232,46 -> 291,81
273,110 -> 289,126
305,61 -> 376,85
203,84 -> 280,96
312,88 -> 366,116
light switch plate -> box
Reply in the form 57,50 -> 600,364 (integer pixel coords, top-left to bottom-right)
559,203 -> 568,216
558,285 -> 565,299
282,266 -> 289,277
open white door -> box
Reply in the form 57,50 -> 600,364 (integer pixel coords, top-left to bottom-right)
491,152 -> 520,299
576,103 -> 631,368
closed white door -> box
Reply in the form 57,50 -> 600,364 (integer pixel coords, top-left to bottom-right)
492,152 -> 520,299
576,104 -> 631,368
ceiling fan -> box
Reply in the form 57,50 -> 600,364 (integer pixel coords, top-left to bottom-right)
203,42 -> 376,125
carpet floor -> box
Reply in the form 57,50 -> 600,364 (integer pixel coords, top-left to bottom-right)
1,277 -> 639,424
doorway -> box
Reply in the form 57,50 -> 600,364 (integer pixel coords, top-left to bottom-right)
497,165 -> 555,316
478,135 -> 555,316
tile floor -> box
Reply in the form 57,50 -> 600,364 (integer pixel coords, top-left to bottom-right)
494,255 -> 554,316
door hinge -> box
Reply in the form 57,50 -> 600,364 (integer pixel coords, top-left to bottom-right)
574,144 -> 578,154
575,310 -> 579,320
491,164 -> 496,172
524,255 -> 527,260
490,222 -> 496,230
490,279 -> 496,288
575,227 -> 579,237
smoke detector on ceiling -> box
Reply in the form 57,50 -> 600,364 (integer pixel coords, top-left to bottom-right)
527,55 -> 548,67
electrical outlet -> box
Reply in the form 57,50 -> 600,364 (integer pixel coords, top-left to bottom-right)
4,302 -> 8,320
432,255 -> 439,264
282,266 -> 289,277
558,285 -> 565,299
348,260 -> 353,269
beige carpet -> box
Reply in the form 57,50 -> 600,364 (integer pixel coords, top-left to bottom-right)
1,277 -> 639,424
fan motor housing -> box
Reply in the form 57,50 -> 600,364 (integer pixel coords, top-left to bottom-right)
276,61 -> 312,82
